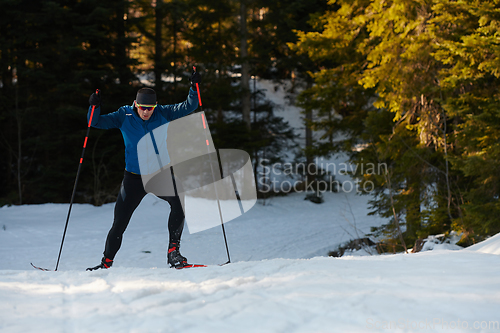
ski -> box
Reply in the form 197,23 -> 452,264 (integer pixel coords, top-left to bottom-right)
174,260 -> 231,269
173,263 -> 207,269
31,263 -> 52,271
34,262 -> 219,271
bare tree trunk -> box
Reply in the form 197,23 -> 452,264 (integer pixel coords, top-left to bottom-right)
116,0 -> 128,85
172,18 -> 177,94
371,141 -> 407,253
15,82 -> 22,205
155,0 -> 164,91
441,107 -> 453,222
304,81 -> 314,185
385,169 -> 408,253
240,0 -> 251,131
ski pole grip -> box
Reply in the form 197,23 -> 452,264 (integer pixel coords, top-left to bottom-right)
88,89 -> 100,127
192,66 -> 202,106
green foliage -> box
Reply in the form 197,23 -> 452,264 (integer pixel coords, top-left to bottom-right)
291,0 -> 500,247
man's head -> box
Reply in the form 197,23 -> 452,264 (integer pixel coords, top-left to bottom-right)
135,88 -> 157,121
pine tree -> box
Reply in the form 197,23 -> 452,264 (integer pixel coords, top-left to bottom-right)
430,0 -> 500,242
290,0 -> 500,247
0,0 -> 138,205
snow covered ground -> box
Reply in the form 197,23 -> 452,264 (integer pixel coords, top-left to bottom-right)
1,190 -> 500,333
1,79 -> 500,332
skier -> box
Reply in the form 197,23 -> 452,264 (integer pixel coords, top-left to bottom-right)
86,70 -> 201,270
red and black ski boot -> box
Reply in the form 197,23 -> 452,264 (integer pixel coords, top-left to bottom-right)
167,242 -> 206,269
168,242 -> 189,268
86,256 -> 113,271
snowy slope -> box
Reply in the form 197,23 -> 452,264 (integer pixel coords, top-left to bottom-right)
1,79 -> 500,332
1,251 -> 499,333
467,232 -> 500,255
1,195 -> 500,333
0,189 -> 383,271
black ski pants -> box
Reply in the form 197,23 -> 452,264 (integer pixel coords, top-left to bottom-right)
103,170 -> 185,260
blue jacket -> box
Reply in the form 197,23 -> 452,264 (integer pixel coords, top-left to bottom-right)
87,88 -> 199,174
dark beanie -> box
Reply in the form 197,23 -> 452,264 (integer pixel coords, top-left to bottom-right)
136,88 -> 156,105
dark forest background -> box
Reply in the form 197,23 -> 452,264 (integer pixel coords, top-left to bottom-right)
2,0 -> 500,248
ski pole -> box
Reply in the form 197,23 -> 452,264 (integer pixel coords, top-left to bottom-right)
193,66 -> 231,265
54,89 -> 100,271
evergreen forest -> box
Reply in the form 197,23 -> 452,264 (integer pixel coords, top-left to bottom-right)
2,0 -> 500,249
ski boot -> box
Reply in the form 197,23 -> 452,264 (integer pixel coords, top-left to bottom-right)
167,242 -> 188,268
86,256 -> 113,271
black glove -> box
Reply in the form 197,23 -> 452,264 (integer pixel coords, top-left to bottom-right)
189,71 -> 201,90
89,90 -> 101,106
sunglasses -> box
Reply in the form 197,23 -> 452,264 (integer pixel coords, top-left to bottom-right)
136,102 -> 157,112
